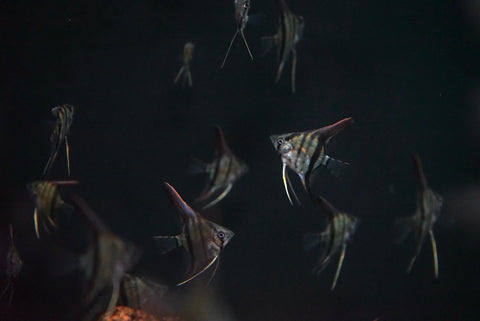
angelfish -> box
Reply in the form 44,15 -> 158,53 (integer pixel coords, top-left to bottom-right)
397,154 -> 443,278
0,224 -> 23,304
262,0 -> 305,93
154,183 -> 234,286
221,0 -> 254,68
27,180 -> 78,239
190,125 -> 248,209
69,195 -> 140,318
43,104 -> 75,178
304,196 -> 358,290
174,42 -> 194,87
270,117 -> 353,204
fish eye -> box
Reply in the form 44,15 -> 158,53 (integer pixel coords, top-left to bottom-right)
217,231 -> 225,239
277,138 -> 285,145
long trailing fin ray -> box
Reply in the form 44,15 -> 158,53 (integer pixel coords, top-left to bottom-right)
406,252 -> 418,274
429,229 -> 439,278
177,256 -> 218,287
221,30 -> 239,69
240,30 -> 254,60
331,244 -> 346,290
34,208 -> 40,239
206,256 -> 221,286
282,164 -> 293,205
202,184 -> 233,209
315,196 -> 338,219
275,61 -> 285,83
174,66 -> 185,84
286,170 -> 300,205
65,135 -> 71,176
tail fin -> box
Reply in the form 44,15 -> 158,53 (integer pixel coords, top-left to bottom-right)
324,156 -> 350,178
261,36 -> 276,57
304,233 -> 321,251
153,235 -> 181,255
188,158 -> 208,174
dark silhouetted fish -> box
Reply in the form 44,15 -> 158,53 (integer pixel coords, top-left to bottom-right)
304,196 -> 358,290
153,183 -> 234,286
221,0 -> 254,68
270,117 -> 353,204
27,180 -> 78,239
397,154 -> 443,278
43,104 -> 75,178
262,0 -> 304,93
70,195 -> 141,319
119,274 -> 168,310
174,42 -> 194,88
190,126 -> 248,209
0,224 -> 23,304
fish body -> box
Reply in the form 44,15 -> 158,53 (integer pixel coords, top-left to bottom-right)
304,196 -> 358,290
0,225 -> 23,304
27,180 -> 78,239
399,154 -> 443,278
270,117 -> 353,204
192,126 -> 248,209
262,0 -> 304,92
221,0 -> 254,68
174,42 -> 194,87
43,104 -> 75,178
154,183 -> 234,286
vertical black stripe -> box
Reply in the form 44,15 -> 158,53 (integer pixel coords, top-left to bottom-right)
294,133 -> 308,171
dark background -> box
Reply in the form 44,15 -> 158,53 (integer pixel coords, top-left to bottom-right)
1,0 -> 480,320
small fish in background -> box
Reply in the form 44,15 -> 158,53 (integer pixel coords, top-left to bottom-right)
304,196 -> 358,290
0,224 -> 23,305
69,195 -> 141,320
43,104 -> 75,178
190,126 -> 248,209
262,0 -> 305,93
397,154 -> 443,278
221,0 -> 254,68
153,183 -> 234,286
174,42 -> 194,88
27,180 -> 78,239
270,117 -> 353,205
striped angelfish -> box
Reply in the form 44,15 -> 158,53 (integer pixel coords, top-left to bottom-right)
396,154 -> 443,278
154,183 -> 234,286
262,0 -> 305,93
27,180 -> 78,239
174,42 -> 194,87
221,0 -> 254,68
190,125 -> 248,209
304,196 -> 358,290
270,117 -> 353,204
43,104 -> 75,178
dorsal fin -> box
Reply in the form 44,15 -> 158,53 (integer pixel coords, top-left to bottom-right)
315,196 -> 338,219
316,117 -> 354,143
214,125 -> 230,155
163,183 -> 197,221
412,153 -> 429,191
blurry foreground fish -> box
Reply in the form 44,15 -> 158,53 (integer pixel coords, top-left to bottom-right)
70,195 -> 141,320
43,104 -> 75,178
270,117 -> 353,204
221,0 -> 254,68
190,126 -> 248,209
27,180 -> 78,239
119,274 -> 168,310
397,154 -> 443,278
0,224 -> 23,304
154,183 -> 234,286
304,196 -> 358,290
262,0 -> 304,93
174,42 -> 194,88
